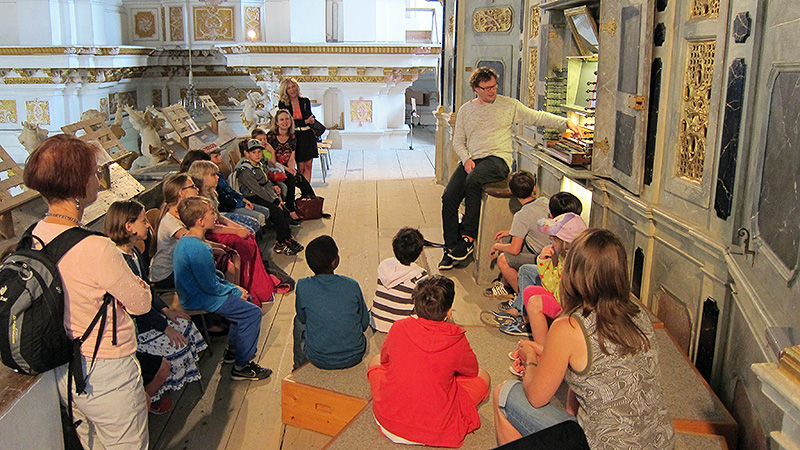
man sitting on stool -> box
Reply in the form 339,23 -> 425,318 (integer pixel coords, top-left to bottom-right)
439,67 -> 581,270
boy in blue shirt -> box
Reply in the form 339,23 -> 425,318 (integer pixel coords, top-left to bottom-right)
173,196 -> 272,381
293,235 -> 369,370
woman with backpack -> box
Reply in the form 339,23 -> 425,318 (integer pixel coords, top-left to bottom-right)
23,135 -> 153,449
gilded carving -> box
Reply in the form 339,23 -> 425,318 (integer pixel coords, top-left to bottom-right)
133,10 -> 157,39
169,6 -> 184,41
111,92 -> 138,111
0,100 -> 17,123
350,97 -> 372,126
448,14 -> 454,35
194,6 -> 235,41
527,48 -> 537,108
690,0 -> 720,18
530,7 -> 540,39
25,100 -> 49,125
473,7 -> 513,33
5,77 -> 54,84
245,7 -> 261,41
152,90 -> 163,108
217,45 -> 441,55
676,40 -> 716,182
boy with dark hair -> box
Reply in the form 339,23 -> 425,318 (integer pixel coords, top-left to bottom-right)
368,275 -> 491,447
293,235 -> 369,370
370,227 -> 429,333
487,171 -> 551,300
173,196 -> 271,381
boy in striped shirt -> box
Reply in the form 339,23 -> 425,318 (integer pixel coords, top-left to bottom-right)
370,228 -> 429,332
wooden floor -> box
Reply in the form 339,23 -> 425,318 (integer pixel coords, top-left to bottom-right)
148,127 -> 498,450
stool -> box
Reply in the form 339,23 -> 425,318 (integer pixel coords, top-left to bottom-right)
317,141 -> 332,182
473,179 -> 517,285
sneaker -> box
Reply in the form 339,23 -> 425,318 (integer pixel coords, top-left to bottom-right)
222,348 -> 236,364
480,310 -> 517,326
508,350 -> 520,361
499,317 -> 531,336
231,361 -> 273,381
273,242 -> 288,254
449,236 -> 474,261
284,239 -> 304,256
288,217 -> 302,227
438,252 -> 454,270
484,281 -> 515,299
149,396 -> 173,415
499,300 -> 513,311
509,361 -> 525,377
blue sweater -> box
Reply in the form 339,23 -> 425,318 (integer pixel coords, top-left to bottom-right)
173,236 -> 241,312
296,274 -> 369,369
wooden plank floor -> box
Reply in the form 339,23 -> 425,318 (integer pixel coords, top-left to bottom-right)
148,128 -> 503,450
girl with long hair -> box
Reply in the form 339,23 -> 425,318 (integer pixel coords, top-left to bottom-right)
493,228 -> 674,450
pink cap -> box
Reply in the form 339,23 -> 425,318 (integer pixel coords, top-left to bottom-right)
537,212 -> 587,243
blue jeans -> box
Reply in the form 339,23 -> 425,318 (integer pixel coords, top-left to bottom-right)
513,264 -> 542,313
292,315 -> 308,370
233,204 -> 270,227
498,380 -> 576,436
214,293 -> 262,366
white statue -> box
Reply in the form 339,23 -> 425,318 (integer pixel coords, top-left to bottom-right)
125,105 -> 167,170
229,90 -> 270,132
18,122 -> 49,154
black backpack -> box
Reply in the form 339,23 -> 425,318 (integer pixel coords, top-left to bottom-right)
0,223 -> 118,435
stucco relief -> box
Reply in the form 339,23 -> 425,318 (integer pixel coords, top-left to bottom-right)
473,7 -> 513,33
245,7 -> 261,41
133,10 -> 157,39
169,6 -> 184,41
0,100 -> 16,123
25,100 -> 49,125
350,97 -> 372,126
194,6 -> 235,41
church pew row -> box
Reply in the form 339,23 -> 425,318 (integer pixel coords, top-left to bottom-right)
282,324 -> 736,449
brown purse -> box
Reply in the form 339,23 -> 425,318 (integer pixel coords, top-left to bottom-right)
295,196 -> 324,219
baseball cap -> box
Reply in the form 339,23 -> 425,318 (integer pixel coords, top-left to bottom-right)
537,212 -> 587,243
246,138 -> 265,152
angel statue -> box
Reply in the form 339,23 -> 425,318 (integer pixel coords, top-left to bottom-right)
125,105 -> 168,170
18,122 -> 49,154
229,89 -> 270,132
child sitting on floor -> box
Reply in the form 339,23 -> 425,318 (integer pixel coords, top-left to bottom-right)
173,196 -> 272,381
369,275 -> 491,448
486,171 -> 551,300
293,235 -> 369,370
370,227 -> 429,333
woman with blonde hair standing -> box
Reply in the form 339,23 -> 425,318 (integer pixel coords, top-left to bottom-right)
278,77 -> 319,182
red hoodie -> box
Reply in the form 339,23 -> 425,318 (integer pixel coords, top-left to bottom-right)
371,316 -> 481,448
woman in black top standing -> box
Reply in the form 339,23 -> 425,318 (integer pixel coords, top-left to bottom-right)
278,77 -> 318,183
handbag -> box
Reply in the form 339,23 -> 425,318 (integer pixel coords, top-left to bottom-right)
267,166 -> 287,183
309,119 -> 327,138
295,196 -> 324,220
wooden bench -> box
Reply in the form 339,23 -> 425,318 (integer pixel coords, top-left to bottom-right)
473,179 -> 516,285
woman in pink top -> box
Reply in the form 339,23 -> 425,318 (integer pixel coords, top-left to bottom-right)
23,135 -> 152,449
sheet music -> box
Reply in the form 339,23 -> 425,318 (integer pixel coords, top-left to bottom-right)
82,163 -> 146,224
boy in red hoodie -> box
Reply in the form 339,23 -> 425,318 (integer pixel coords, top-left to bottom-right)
367,275 -> 491,447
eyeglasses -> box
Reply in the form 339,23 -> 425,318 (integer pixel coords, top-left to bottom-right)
476,84 -> 498,92
182,183 -> 199,191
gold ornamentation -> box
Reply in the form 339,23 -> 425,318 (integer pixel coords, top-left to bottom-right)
356,67 -> 366,76
216,44 -> 441,55
676,40 -> 716,182
530,7 -> 540,39
328,67 -> 338,76
152,90 -> 162,108
0,47 -> 151,56
599,19 -> 617,36
99,98 -> 109,118
5,77 -> 54,84
690,0 -> 720,18
448,14 -> 454,35
194,6 -> 235,41
473,7 -> 513,33
300,67 -> 310,76
350,97 -> 372,126
527,48 -> 537,108
134,10 -> 157,39
245,7 -> 261,41
169,6 -> 184,41
0,100 -> 16,123
26,100 -> 49,125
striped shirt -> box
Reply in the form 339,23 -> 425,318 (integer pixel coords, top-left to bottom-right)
370,258 -> 428,333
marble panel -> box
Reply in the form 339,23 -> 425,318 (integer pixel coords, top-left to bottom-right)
605,207 -> 636,261
650,238 -> 702,313
645,58 -> 662,186
714,58 -> 746,220
617,5 -> 642,95
757,70 -> 800,271
613,110 -> 636,176
732,11 -> 751,44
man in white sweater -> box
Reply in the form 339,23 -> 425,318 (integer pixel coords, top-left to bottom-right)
439,67 -> 578,270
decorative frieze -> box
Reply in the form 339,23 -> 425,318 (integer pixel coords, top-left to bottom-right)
676,40 -> 716,182
169,6 -> 184,41
194,6 -> 235,41
25,100 -> 49,125
527,48 -> 537,108
217,45 -> 440,55
473,7 -> 513,33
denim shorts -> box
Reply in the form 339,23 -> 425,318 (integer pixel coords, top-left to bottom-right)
497,380 -> 576,436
